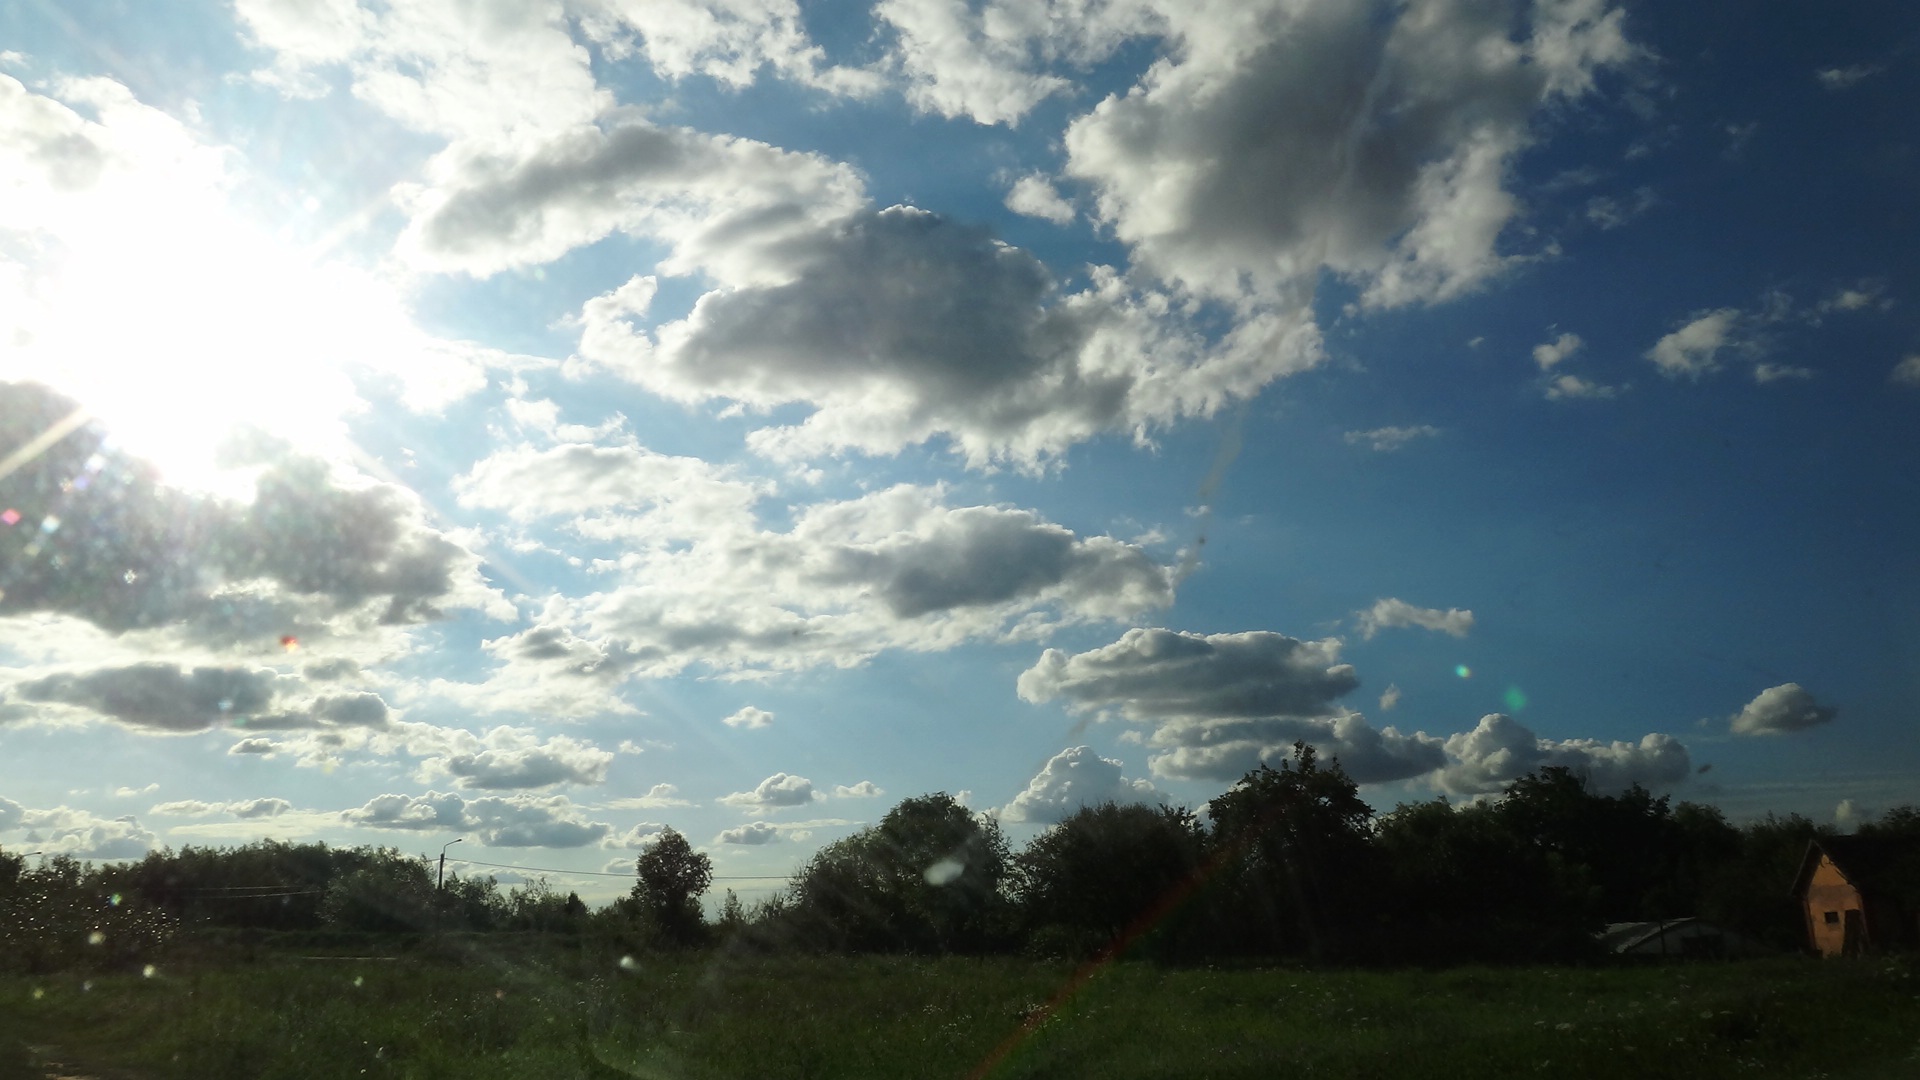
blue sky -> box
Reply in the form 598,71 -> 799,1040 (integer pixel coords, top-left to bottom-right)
1,0 -> 1915,902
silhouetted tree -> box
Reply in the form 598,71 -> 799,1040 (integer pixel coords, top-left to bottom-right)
784,793 -> 1011,953
632,827 -> 712,946
1014,802 -> 1205,959
1207,743 -> 1377,961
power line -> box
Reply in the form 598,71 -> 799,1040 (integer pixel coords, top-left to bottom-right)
448,856 -> 788,882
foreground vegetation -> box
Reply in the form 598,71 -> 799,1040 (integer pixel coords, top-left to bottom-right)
3,948 -> 1917,1079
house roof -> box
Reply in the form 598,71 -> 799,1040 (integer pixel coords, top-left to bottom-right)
1791,835 -> 1920,899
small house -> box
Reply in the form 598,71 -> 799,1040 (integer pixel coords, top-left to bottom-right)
1792,836 -> 1920,957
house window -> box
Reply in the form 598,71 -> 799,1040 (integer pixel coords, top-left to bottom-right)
1823,911 -> 1840,926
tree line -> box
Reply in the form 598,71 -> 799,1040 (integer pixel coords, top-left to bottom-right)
6,744 -> 1916,974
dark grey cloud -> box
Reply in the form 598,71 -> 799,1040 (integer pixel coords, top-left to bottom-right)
1017,627 -> 1447,782
1018,627 -> 1360,721
17,663 -> 282,732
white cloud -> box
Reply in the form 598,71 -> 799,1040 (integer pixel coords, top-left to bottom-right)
1004,174 -> 1076,224
1355,598 -> 1475,640
235,0 -> 606,148
1434,713 -> 1690,795
1532,332 -> 1583,370
1753,363 -> 1813,384
718,772 -> 818,810
603,822 -> 667,850
151,798 -> 292,819
1889,355 -> 1920,387
723,706 -> 775,730
455,443 -> 768,541
1730,683 -> 1837,736
832,781 -> 885,799
1584,188 -> 1654,230
572,0 -> 880,95
437,483 -> 1173,690
874,0 -> 1151,125
1344,425 -> 1442,452
602,784 -> 694,810
1646,309 -> 1741,379
341,791 -> 612,847
1062,0 -> 1637,306
113,784 -> 159,798
1379,684 -> 1402,711
0,801 -> 156,859
715,821 -> 780,845
999,745 -> 1157,823
1436,711 -> 1689,795
1816,64 -> 1882,91
1544,373 -> 1620,400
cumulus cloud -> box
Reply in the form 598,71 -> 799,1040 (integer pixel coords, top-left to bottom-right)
1890,356 -> 1920,387
602,784 -> 694,810
1434,713 -> 1690,795
1532,333 -> 1583,370
1017,627 -> 1446,783
832,781 -> 885,799
999,746 -> 1158,823
718,772 -> 818,810
0,383 -> 505,641
217,719 -> 615,790
1344,425 -> 1441,452
715,821 -> 780,845
1544,373 -> 1620,400
874,0 -> 1157,125
578,206 -> 1322,467
1019,627 -> 1361,722
455,442 -> 768,541
722,706 -> 775,730
16,663 -> 283,733
1646,309 -> 1741,379
0,800 -> 156,859
1355,598 -> 1475,640
235,0 -> 606,148
341,791 -> 612,847
435,483 -> 1173,692
395,112 -> 864,277
572,0 -> 879,95
151,797 -> 293,819
1063,0 -> 1637,307
1004,174 -> 1076,224
1729,683 -> 1837,736
1379,684 -> 1402,711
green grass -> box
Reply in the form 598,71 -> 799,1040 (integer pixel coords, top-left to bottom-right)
3,947 -> 1918,1079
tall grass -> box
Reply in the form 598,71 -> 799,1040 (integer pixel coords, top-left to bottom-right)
2,948 -> 1916,1079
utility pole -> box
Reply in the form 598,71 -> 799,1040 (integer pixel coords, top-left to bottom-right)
438,838 -> 463,890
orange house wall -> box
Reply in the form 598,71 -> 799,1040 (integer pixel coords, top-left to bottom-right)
1803,856 -> 1863,957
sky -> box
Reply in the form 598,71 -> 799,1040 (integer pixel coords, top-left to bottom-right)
1,0 -> 1916,903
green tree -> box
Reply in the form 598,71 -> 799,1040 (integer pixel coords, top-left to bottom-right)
785,793 -> 1011,953
1014,802 -> 1205,959
632,827 -> 712,946
1207,743 -> 1376,961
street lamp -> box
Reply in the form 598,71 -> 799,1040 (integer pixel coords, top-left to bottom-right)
438,838 -> 463,890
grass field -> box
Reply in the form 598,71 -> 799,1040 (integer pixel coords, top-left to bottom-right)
3,944 -> 1917,1079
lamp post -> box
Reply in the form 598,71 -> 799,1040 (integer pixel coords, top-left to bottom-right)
438,838 -> 463,890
